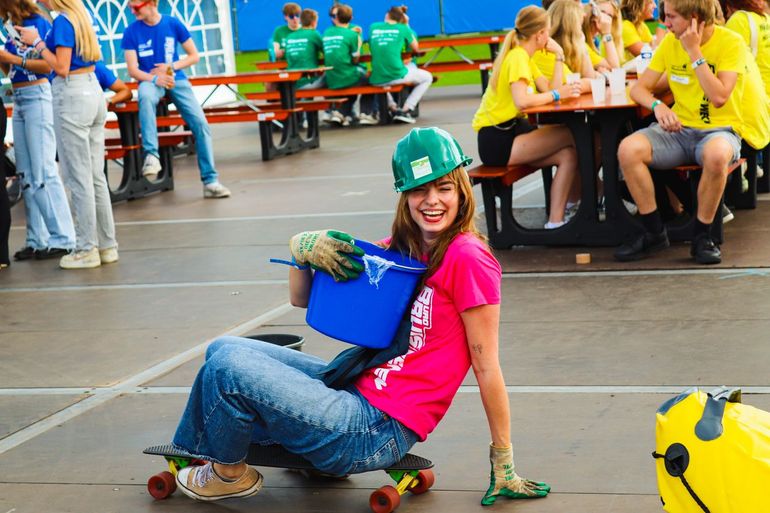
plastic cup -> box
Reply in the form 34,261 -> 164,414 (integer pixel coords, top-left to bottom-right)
608,68 -> 626,96
566,72 -> 581,84
590,77 -> 606,104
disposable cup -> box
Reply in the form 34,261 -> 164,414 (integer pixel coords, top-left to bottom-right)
590,77 -> 606,103
566,72 -> 581,84
608,68 -> 626,95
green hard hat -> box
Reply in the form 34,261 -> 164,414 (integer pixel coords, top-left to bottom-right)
392,127 -> 473,192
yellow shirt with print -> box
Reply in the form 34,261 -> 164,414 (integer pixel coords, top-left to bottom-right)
622,19 -> 653,63
725,10 -> 770,97
586,42 -> 603,67
531,49 -> 575,83
648,27 -> 745,131
472,46 -> 544,131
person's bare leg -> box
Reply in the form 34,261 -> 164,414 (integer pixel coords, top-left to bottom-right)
696,138 -> 732,224
617,133 -> 657,214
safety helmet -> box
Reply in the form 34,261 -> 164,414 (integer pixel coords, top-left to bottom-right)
392,127 -> 473,192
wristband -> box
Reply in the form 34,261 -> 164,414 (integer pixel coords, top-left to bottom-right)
691,57 -> 706,69
551,89 -> 560,102
602,34 -> 613,42
651,99 -> 662,111
32,37 -> 41,48
657,22 -> 667,30
151,75 -> 158,85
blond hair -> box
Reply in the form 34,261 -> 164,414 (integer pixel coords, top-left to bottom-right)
585,0 -> 624,59
388,167 -> 484,280
667,0 -> 717,22
49,0 -> 100,61
489,6 -> 548,90
548,0 -> 586,72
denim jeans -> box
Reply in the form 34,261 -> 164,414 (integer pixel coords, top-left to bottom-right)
13,82 -> 75,250
138,79 -> 218,185
173,336 -> 418,475
52,74 -> 115,252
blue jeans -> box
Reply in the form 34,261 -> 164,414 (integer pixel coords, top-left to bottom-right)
138,79 -> 218,185
172,336 -> 418,475
13,83 -> 75,250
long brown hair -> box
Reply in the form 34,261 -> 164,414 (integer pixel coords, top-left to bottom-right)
489,6 -> 548,90
387,167 -> 485,280
0,0 -> 44,25
549,0 -> 586,72
621,0 -> 649,24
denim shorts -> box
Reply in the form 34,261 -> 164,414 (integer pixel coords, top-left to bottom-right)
638,123 -> 742,170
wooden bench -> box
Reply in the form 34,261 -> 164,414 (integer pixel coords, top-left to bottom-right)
467,164 -> 554,249
662,158 -> 746,244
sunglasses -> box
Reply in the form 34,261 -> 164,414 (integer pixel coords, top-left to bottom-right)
287,13 -> 300,19
330,13 -> 337,18
130,0 -> 151,12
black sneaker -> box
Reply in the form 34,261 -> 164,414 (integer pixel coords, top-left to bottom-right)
13,246 -> 37,261
614,230 -> 670,262
393,110 -> 416,124
35,247 -> 71,260
690,234 -> 721,265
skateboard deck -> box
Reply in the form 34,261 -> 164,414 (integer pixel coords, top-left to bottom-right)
144,442 -> 434,513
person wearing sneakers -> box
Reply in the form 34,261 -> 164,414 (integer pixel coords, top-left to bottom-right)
284,8 -> 324,90
368,6 -> 433,124
170,128 -> 551,506
472,6 -> 581,230
322,3 -> 377,125
0,0 -> 77,263
122,0 -> 230,199
615,0 -> 746,264
17,0 -> 118,269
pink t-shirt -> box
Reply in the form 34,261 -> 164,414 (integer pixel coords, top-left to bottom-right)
354,233 -> 502,441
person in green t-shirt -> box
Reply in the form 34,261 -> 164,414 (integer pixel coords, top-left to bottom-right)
368,6 -> 433,123
284,9 -> 324,89
323,3 -> 376,124
271,2 -> 301,61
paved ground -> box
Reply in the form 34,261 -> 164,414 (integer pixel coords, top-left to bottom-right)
2,85 -> 769,513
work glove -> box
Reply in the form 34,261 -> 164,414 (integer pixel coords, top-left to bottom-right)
289,230 -> 365,282
481,443 -> 551,506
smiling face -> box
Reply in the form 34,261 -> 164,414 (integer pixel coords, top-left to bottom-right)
406,176 -> 460,247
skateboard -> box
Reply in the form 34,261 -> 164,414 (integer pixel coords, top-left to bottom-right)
144,443 -> 435,513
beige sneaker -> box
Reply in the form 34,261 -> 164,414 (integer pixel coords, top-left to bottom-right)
176,462 -> 263,502
99,247 -> 119,264
203,181 -> 231,199
59,248 -> 101,269
142,154 -> 162,178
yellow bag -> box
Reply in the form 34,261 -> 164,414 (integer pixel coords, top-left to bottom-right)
653,387 -> 770,512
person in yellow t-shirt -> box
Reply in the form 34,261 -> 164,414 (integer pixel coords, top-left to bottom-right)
722,0 -> 770,96
621,0 -> 657,61
584,1 -> 622,70
472,5 -> 581,229
615,0 -> 745,265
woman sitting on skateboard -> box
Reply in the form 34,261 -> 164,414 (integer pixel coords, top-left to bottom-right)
171,127 -> 551,506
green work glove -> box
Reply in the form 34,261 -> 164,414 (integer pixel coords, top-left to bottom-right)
481,443 -> 550,506
289,230 -> 365,282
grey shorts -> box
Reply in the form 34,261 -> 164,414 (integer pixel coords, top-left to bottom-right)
637,123 -> 742,170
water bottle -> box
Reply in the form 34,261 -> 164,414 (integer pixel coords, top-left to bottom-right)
637,43 -> 652,75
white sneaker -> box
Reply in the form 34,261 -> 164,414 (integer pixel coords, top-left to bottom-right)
757,165 -> 764,178
342,116 -> 353,127
622,199 -> 639,215
357,113 -> 378,125
722,204 -> 734,224
544,221 -> 566,229
99,247 -> 119,264
326,110 -> 344,125
564,201 -> 580,222
203,181 -> 231,199
60,248 -> 101,269
142,154 -> 162,178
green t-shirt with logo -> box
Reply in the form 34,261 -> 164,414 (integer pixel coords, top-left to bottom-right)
368,21 -> 415,84
272,25 -> 295,50
284,28 -> 323,87
322,26 -> 363,89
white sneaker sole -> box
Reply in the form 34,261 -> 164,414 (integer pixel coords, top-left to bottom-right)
175,471 -> 263,502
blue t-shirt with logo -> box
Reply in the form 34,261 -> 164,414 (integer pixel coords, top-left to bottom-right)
121,16 -> 190,80
93,60 -> 117,90
4,14 -> 52,83
44,13 -> 97,71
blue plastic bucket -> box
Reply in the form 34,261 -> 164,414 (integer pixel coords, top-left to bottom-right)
305,240 -> 427,349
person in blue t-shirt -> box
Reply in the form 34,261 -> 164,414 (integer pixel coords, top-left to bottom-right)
93,60 -> 132,104
122,0 -> 230,198
0,0 -> 76,262
17,0 -> 119,270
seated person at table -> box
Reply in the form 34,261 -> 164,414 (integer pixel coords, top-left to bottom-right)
615,0 -> 746,264
534,0 -> 599,92
620,0 -> 658,62
472,5 -> 581,229
93,61 -> 132,105
368,6 -> 433,124
122,0 -> 230,199
583,1 -> 622,70
721,0 -> 770,96
329,2 -> 361,34
322,3 -> 377,125
284,8 -> 324,90
272,2 -> 301,61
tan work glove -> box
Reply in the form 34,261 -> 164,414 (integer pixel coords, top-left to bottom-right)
481,443 -> 551,506
289,230 -> 364,282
